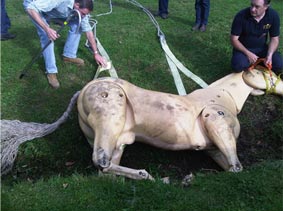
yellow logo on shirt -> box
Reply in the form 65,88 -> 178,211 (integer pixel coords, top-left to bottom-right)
263,24 -> 271,29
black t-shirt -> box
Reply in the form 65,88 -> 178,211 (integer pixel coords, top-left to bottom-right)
231,7 -> 280,49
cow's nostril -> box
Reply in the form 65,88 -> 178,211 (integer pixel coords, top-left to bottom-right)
101,92 -> 108,98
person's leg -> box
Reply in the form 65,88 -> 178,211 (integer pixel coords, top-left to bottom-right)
257,48 -> 283,75
158,0 -> 169,19
192,0 -> 201,30
231,49 -> 250,72
199,0 -> 210,31
271,52 -> 283,75
31,16 -> 60,88
1,0 -> 10,34
194,0 -> 201,25
28,14 -> 58,74
62,18 -> 82,59
23,0 -> 58,87
1,0 -> 16,40
252,46 -> 283,74
62,18 -> 85,66
201,0 -> 210,25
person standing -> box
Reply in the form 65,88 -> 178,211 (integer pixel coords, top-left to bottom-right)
230,0 -> 282,74
1,0 -> 16,41
191,0 -> 210,32
23,0 -> 106,89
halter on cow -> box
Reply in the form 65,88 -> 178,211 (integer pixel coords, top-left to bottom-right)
77,67 -> 283,180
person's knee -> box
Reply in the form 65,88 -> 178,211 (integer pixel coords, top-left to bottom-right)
231,50 -> 250,72
231,65 -> 243,72
231,59 -> 249,72
272,66 -> 283,75
272,53 -> 283,75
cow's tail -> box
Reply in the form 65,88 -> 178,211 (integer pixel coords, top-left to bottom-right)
0,91 -> 80,175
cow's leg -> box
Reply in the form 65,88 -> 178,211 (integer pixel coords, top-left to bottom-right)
94,132 -> 154,180
110,131 -> 135,165
201,105 -> 243,172
103,163 -> 154,180
206,149 -> 230,170
85,83 -> 154,180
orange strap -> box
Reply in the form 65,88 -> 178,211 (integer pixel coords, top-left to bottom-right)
248,58 -> 272,71
248,58 -> 275,88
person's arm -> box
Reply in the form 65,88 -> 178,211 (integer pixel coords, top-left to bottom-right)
85,30 -> 106,66
265,36 -> 279,66
230,34 -> 258,64
24,0 -> 65,41
26,9 -> 59,41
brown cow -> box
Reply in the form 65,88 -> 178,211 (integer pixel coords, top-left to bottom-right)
77,67 -> 283,180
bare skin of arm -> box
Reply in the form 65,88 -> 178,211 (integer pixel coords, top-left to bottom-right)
26,9 -> 59,41
265,36 -> 279,66
86,31 -> 106,66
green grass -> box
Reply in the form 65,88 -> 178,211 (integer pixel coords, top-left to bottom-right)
2,161 -> 283,211
1,0 -> 283,210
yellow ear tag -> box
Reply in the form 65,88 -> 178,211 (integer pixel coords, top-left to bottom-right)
64,21 -> 67,25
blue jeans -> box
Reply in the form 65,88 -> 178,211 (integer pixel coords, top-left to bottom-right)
26,11 -> 82,74
1,0 -> 11,34
195,0 -> 210,25
231,47 -> 283,74
159,0 -> 169,15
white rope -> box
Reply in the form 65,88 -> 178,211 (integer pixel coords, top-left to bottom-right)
96,0 -> 113,17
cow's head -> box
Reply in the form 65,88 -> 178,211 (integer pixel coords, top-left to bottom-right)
243,67 -> 283,96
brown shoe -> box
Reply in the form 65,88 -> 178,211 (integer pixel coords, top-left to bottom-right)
63,56 -> 85,66
199,24 -> 207,32
47,73 -> 60,89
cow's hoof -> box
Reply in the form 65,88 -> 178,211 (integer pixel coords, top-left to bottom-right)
229,163 -> 243,172
138,169 -> 155,181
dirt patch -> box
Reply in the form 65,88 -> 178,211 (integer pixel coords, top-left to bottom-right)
237,95 -> 283,166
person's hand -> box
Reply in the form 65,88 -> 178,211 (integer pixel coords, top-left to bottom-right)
264,56 -> 272,70
46,27 -> 60,41
94,54 -> 107,67
246,51 -> 259,65
264,54 -> 272,70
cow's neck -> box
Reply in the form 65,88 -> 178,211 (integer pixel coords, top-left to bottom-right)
208,72 -> 253,113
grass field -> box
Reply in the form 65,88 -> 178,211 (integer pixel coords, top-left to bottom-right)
1,0 -> 283,210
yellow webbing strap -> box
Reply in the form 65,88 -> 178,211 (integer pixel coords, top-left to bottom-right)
263,71 -> 282,94
248,59 -> 281,94
160,36 -> 208,95
94,37 -> 118,79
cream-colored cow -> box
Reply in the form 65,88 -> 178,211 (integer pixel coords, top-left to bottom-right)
77,67 -> 283,180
